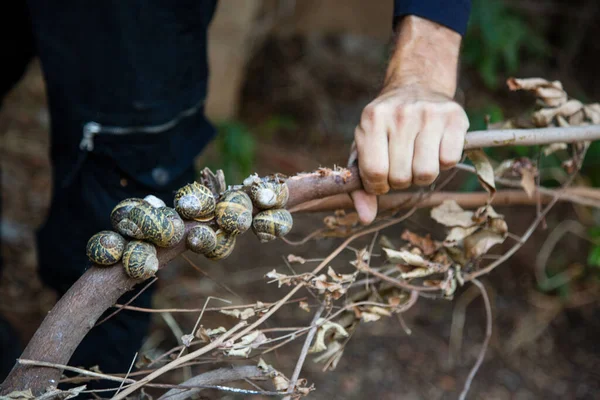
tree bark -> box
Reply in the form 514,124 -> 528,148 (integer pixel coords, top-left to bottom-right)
2,124 -> 600,395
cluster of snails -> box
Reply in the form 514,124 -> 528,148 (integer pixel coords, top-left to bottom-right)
85,173 -> 293,281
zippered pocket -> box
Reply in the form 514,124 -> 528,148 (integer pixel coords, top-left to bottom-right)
79,98 -> 205,151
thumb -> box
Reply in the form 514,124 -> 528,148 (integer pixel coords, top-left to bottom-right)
350,189 -> 378,225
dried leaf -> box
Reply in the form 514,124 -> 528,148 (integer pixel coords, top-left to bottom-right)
466,150 -> 496,194
520,167 -> 536,198
401,229 -> 438,255
506,77 -> 567,107
220,308 -> 255,320
367,306 -> 392,317
383,248 -> 429,267
431,200 -> 475,228
327,266 -> 358,284
542,142 -> 568,156
273,375 -> 290,391
299,301 -> 311,312
308,319 -> 349,354
464,229 -> 506,259
444,226 -> 479,247
196,326 -> 227,342
312,340 -> 344,368
287,254 -> 306,264
584,104 -> 600,124
360,312 -> 382,322
533,99 -> 583,126
226,331 -> 268,358
401,267 -> 437,279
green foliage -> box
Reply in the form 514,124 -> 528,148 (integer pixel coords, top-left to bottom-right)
207,120 -> 256,185
462,0 -> 550,89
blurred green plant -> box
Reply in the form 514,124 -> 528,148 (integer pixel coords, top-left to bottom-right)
462,0 -> 550,89
206,120 -> 256,185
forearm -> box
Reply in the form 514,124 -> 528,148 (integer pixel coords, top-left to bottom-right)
385,15 -> 462,98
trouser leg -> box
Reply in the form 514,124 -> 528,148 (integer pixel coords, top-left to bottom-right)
0,1 -> 36,383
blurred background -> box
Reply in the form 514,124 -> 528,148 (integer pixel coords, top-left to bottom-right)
2,0 -> 600,398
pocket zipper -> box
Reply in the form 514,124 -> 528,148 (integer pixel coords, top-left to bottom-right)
79,99 -> 205,151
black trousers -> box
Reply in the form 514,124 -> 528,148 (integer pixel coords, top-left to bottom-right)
0,0 -> 218,391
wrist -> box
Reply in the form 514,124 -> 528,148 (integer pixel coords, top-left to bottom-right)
384,15 -> 462,98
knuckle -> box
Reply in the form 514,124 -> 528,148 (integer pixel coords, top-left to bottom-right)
439,157 -> 459,170
390,174 -> 412,189
413,166 -> 438,185
360,105 -> 378,130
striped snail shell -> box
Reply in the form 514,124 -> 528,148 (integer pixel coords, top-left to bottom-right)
249,181 -> 289,210
204,229 -> 237,261
122,240 -> 158,280
252,209 -> 293,243
110,198 -> 148,239
174,182 -> 216,221
86,230 -> 127,266
128,202 -> 174,247
215,190 -> 253,235
160,207 -> 186,247
186,224 -> 218,255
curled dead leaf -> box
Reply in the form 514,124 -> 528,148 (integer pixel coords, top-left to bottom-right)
466,150 -> 496,195
220,308 -> 256,320
299,301 -> 311,312
464,229 -> 506,259
308,319 -> 349,354
520,167 -> 536,198
287,254 -> 307,264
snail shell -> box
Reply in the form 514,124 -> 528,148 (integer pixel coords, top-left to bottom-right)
249,181 -> 289,209
110,198 -> 148,239
86,230 -> 127,265
186,224 -> 218,255
128,202 -> 174,247
215,190 -> 253,235
144,194 -> 167,208
122,240 -> 159,280
174,182 -> 216,221
160,207 -> 186,247
252,209 -> 293,243
204,229 -> 236,261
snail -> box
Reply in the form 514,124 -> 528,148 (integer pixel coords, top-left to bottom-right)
186,224 -> 218,255
122,240 -> 159,280
215,190 -> 253,235
86,230 -> 127,266
248,180 -> 289,210
144,194 -> 167,208
110,198 -> 148,239
128,202 -> 175,247
204,229 -> 237,260
160,207 -> 186,247
174,182 -> 215,221
252,209 -> 293,243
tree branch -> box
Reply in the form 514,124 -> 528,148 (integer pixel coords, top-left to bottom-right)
2,124 -> 600,395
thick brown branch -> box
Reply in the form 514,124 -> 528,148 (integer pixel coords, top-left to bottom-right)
288,187 -> 600,213
2,124 -> 600,395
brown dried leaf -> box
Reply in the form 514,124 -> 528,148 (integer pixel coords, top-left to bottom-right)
464,229 -> 506,259
431,200 -> 475,228
569,109 -> 585,125
520,167 -> 536,198
401,229 -> 438,256
466,150 -> 496,194
226,331 -> 268,358
287,254 -> 306,264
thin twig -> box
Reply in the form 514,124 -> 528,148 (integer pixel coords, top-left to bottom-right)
458,279 -> 492,400
283,303 -> 326,400
112,297 -> 307,314
115,352 -> 138,396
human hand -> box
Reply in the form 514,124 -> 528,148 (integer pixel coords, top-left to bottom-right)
349,16 -> 470,225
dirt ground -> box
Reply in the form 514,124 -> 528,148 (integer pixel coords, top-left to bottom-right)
3,47 -> 600,400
